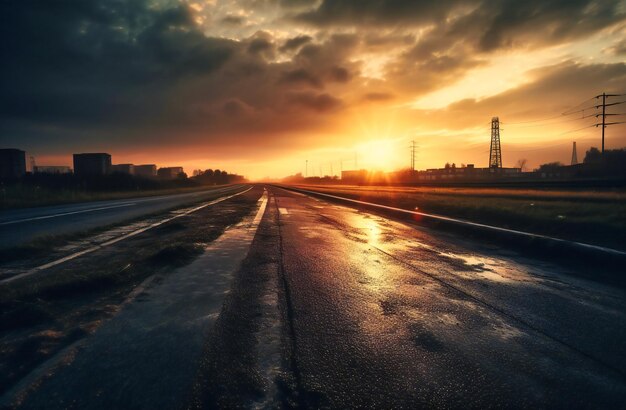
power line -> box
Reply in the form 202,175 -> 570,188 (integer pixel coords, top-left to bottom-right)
558,123 -> 599,136
503,113 -> 597,129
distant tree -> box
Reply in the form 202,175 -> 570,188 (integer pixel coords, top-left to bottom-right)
192,169 -> 203,177
451,163 -> 456,169
444,163 -> 450,169
177,172 -> 188,179
516,158 -> 528,171
204,169 -> 214,178
538,162 -> 563,172
584,147 -> 602,164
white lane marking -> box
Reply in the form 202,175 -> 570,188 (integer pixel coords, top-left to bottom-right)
276,185 -> 626,257
0,203 -> 137,226
278,207 -> 289,215
1,187 -> 253,284
252,189 -> 268,227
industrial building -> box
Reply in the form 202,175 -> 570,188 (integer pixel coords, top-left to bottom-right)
341,169 -> 369,184
157,167 -> 184,180
73,153 -> 112,176
134,164 -> 157,178
111,164 -> 134,175
34,165 -> 71,174
0,148 -> 27,179
419,164 -> 521,181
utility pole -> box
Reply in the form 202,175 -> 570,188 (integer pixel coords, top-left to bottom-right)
601,92 -> 606,154
595,93 -> 625,154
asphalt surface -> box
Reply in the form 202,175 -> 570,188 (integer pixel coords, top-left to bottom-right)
0,185 -> 246,249
3,185 -> 626,408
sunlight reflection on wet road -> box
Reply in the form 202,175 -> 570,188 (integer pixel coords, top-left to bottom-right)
274,186 -> 626,408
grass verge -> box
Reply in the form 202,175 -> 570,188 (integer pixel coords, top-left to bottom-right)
292,184 -> 626,252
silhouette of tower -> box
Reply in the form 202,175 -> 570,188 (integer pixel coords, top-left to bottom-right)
409,140 -> 417,173
571,141 -> 578,165
489,117 -> 502,168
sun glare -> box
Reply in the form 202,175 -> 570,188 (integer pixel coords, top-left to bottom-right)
357,139 -> 397,169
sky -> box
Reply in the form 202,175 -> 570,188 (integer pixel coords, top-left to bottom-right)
1,0 -> 625,179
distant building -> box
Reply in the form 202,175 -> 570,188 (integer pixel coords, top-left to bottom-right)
34,165 -> 71,174
134,164 -> 157,178
0,148 -> 27,179
341,169 -> 368,184
157,166 -> 184,180
111,163 -> 134,175
73,153 -> 112,176
419,164 -> 521,181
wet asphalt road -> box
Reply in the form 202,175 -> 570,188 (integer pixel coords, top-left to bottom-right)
0,185 -> 245,249
272,187 -> 626,407
5,185 -> 626,408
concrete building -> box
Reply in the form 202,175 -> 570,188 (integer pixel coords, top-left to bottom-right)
157,167 -> 184,180
34,165 -> 71,174
0,148 -> 27,179
111,164 -> 135,175
73,153 -> 111,176
134,164 -> 157,178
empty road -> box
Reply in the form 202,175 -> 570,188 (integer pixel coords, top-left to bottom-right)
0,185 -> 246,248
2,185 -> 625,408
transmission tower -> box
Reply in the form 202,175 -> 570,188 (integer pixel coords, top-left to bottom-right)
571,142 -> 578,165
489,117 -> 502,168
409,140 -> 417,173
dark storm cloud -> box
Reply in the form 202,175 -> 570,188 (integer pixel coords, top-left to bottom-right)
221,15 -> 246,25
327,66 -> 351,83
247,37 -> 274,55
286,91 -> 343,112
0,0 -> 236,127
0,0 -> 362,154
294,0 -> 468,26
279,35 -> 313,52
279,69 -> 323,88
297,0 -> 625,51
2,0 -> 624,161
277,0 -> 318,9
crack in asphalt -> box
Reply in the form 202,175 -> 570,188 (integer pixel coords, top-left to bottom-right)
273,191 -> 308,407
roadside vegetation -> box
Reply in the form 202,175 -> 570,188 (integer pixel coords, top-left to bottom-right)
0,188 -> 261,396
0,170 -> 246,209
295,185 -> 626,251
